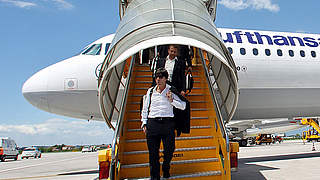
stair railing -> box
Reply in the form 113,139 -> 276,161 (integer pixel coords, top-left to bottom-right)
199,49 -> 229,152
109,56 -> 135,179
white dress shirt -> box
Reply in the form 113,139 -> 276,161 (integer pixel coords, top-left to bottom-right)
141,84 -> 186,127
165,56 -> 177,82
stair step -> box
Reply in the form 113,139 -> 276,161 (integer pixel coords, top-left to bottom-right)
122,158 -> 218,169
191,110 -> 212,118
128,108 -> 208,113
134,70 -> 153,76
135,64 -> 150,69
126,108 -> 209,120
127,116 -> 208,122
125,126 -> 213,139
126,117 -> 210,129
124,146 -> 216,155
128,87 -> 205,96
127,113 -> 213,120
128,126 -> 211,132
124,136 -> 215,151
122,146 -> 217,164
126,136 -> 213,143
126,171 -> 222,180
120,158 -> 221,179
135,69 -> 151,72
136,75 -> 153,78
189,101 -> 207,108
135,76 -> 153,82
132,81 -> 153,88
127,97 -> 208,111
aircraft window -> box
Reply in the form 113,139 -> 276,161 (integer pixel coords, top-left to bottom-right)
311,51 -> 317,58
252,48 -> 258,56
105,43 -> 111,55
82,44 -> 102,55
300,50 -> 305,57
288,50 -> 294,57
277,49 -> 283,56
240,48 -> 246,55
227,47 -> 233,54
265,49 -> 271,56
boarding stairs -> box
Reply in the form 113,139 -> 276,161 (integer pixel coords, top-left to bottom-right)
107,53 -> 230,179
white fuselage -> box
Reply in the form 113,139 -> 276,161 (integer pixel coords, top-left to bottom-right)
22,29 -> 320,126
220,28 -> 320,120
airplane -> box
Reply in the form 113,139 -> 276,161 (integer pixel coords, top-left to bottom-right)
227,118 -> 304,146
22,34 -> 114,121
22,27 -> 317,143
21,1 -> 320,178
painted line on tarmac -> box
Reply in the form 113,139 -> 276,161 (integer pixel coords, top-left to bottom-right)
0,153 -> 97,174
0,174 -> 59,180
0,169 -> 98,180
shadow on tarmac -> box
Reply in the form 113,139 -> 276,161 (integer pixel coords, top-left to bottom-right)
232,152 -> 320,180
232,163 -> 276,180
240,152 -> 320,163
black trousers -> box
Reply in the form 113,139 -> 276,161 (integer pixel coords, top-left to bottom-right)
146,118 -> 175,180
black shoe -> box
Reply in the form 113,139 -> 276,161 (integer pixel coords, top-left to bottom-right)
163,171 -> 170,178
151,176 -> 160,180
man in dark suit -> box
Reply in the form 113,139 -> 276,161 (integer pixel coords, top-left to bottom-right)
158,45 -> 192,71
178,45 -> 193,70
155,45 -> 186,96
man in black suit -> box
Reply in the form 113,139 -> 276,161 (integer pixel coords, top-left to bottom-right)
155,45 -> 186,96
158,45 -> 192,71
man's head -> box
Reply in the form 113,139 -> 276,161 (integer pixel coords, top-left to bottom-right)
155,68 -> 168,87
168,45 -> 178,60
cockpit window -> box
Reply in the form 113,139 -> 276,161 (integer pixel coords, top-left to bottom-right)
105,43 -> 111,55
82,44 -> 102,55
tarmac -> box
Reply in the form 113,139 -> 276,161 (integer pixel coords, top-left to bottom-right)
1,140 -> 320,179
232,140 -> 320,180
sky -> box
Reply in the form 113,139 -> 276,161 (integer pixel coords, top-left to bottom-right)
0,0 -> 318,146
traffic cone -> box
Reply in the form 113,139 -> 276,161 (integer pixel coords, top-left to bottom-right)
312,142 -> 316,151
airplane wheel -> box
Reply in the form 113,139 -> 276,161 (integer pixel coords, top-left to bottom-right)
240,140 -> 247,147
1,156 -> 5,162
14,155 -> 18,161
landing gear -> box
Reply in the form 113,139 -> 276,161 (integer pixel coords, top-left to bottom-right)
1,156 -> 5,162
239,139 -> 248,147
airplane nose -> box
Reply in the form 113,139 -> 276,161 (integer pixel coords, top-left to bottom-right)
22,68 -> 50,112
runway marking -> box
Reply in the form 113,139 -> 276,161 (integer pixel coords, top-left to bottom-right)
0,153 -> 97,174
0,169 -> 98,180
0,174 -> 59,180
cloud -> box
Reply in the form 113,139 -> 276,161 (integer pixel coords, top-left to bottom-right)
0,118 -> 106,135
0,0 -> 37,8
219,0 -> 280,12
52,0 -> 73,10
0,0 -> 74,10
0,118 -> 114,146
